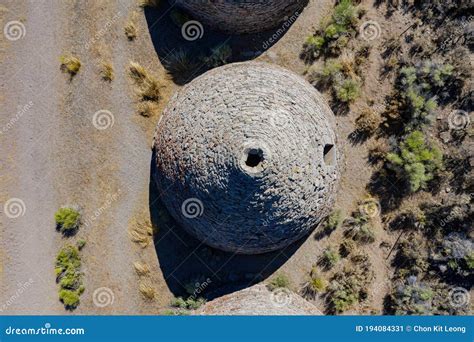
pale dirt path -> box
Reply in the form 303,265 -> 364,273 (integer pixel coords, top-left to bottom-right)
0,0 -> 158,314
0,0 -> 64,314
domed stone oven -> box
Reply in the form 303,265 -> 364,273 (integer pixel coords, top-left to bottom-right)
153,62 -> 339,254
195,284 -> 322,315
171,0 -> 307,34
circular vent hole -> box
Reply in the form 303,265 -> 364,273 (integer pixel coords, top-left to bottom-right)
245,148 -> 264,167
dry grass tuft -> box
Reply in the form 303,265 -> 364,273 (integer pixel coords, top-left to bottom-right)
129,61 -> 148,81
139,280 -> 156,299
124,22 -> 137,40
60,55 -> 81,77
133,261 -> 150,276
138,0 -> 159,8
128,61 -> 161,104
137,101 -> 159,117
128,218 -> 154,248
100,61 -> 114,82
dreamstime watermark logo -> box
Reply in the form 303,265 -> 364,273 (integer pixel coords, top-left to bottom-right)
181,198 -> 204,219
92,287 -> 114,308
92,110 -> 115,130
181,20 -> 204,41
188,277 -> 212,302
359,21 -> 381,41
448,287 -> 470,308
84,11 -> 121,50
448,110 -> 470,130
3,21 -> 26,41
0,278 -> 34,312
3,198 -> 26,219
1,101 -> 33,134
270,287 -> 292,307
359,197 -> 381,218
83,190 -> 121,227
262,11 -> 300,50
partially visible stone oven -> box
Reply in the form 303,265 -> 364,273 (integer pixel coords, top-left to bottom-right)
195,284 -> 322,315
171,0 -> 307,34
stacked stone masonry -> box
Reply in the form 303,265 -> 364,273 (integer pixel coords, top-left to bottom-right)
153,62 -> 339,254
172,0 -> 307,34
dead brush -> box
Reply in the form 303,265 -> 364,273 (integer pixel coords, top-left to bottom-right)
128,219 -> 153,248
128,61 -> 161,102
133,261 -> 150,276
139,280 -> 156,299
100,61 -> 114,82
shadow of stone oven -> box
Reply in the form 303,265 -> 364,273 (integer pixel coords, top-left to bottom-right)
148,153 -> 305,300
144,0 -> 308,85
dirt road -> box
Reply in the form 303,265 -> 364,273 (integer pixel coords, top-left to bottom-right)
0,0 -> 161,314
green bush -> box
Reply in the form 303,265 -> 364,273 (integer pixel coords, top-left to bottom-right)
335,79 -> 361,102
310,58 -> 361,103
303,0 -> 359,59
322,248 -> 340,269
324,209 -> 343,232
76,239 -> 86,250
386,131 -> 443,192
302,267 -> 327,299
56,245 -> 83,310
59,289 -> 80,309
55,207 -> 80,234
170,296 -> 206,310
398,61 -> 453,128
344,212 -> 376,244
267,273 -> 291,291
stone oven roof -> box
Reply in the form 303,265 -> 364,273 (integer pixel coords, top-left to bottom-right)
153,62 -> 339,254
195,284 -> 322,315
172,0 -> 307,34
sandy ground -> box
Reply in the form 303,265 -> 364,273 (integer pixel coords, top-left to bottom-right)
0,0 -> 166,314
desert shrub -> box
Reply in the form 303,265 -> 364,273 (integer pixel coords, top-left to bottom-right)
139,280 -> 156,300
355,108 -> 381,135
302,267 -> 327,299
171,296 -> 206,310
133,261 -> 150,276
138,0 -> 159,8
203,44 -> 232,68
321,248 -> 340,269
124,22 -> 137,40
55,207 -> 80,235
309,58 -> 361,103
100,61 -> 114,82
386,131 -> 443,192
302,0 -> 359,61
397,61 -> 454,129
323,209 -> 343,232
335,79 -> 360,102
76,239 -> 86,250
328,254 -> 373,313
344,212 -> 375,244
389,277 -> 435,315
59,289 -> 80,309
55,245 -> 83,310
137,101 -> 159,117
339,239 -> 356,257
267,273 -> 291,291
161,49 -> 199,84
128,61 -> 161,102
60,55 -> 81,77
432,233 -> 474,278
394,235 -> 428,276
